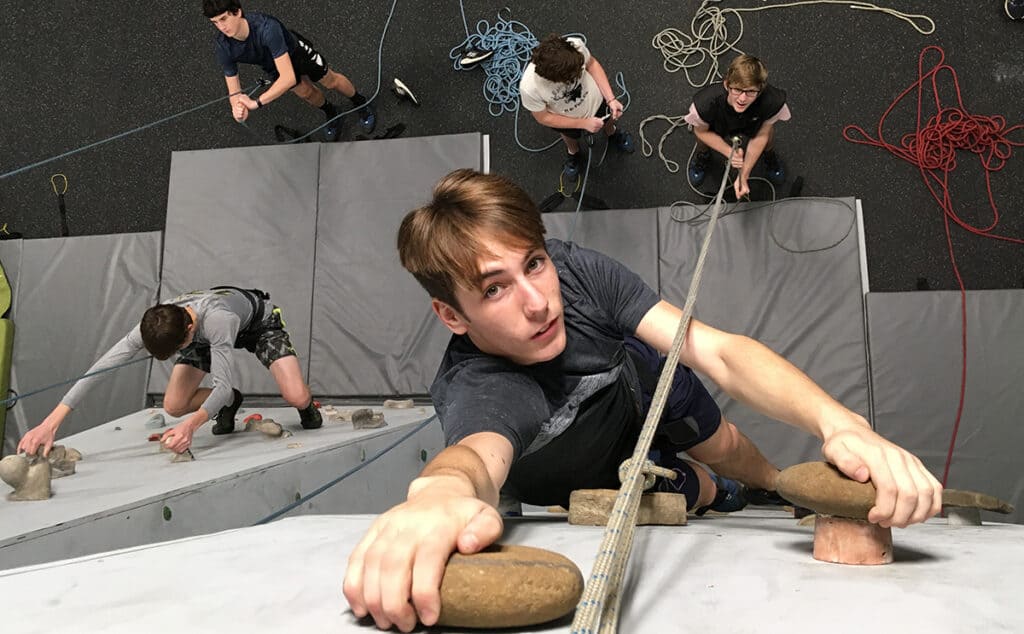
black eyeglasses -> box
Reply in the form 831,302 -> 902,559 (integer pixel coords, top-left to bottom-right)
727,86 -> 761,99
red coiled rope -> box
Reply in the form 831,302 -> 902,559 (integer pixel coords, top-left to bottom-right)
843,45 -> 1024,487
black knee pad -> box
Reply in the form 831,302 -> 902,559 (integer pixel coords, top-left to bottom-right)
652,452 -> 703,511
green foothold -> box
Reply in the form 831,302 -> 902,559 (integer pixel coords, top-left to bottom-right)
162,506 -> 172,521
294,492 -> 301,501
420,449 -> 428,463
360,447 -> 366,462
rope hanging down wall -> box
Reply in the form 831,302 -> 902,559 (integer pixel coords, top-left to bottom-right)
843,45 -> 1024,488
571,139 -> 742,634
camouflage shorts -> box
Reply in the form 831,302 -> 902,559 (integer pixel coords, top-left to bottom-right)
176,304 -> 297,371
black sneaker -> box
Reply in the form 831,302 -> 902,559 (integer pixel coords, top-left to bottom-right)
212,388 -> 243,435
743,487 -> 789,506
323,122 -> 339,142
358,103 -> 377,134
609,130 -> 635,153
299,406 -> 323,430
562,152 -> 583,181
743,486 -> 812,516
688,149 -> 711,187
763,150 -> 785,184
1008,0 -> 1024,19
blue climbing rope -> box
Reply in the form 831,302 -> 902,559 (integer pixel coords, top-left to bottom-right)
253,414 -> 438,525
2,356 -> 152,408
0,83 -> 263,182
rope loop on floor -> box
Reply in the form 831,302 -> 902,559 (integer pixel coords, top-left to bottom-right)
653,0 -> 935,89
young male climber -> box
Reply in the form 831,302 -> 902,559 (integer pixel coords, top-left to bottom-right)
342,169 -> 943,632
519,34 -> 635,181
685,54 -> 789,198
202,0 -> 375,137
16,287 -> 321,457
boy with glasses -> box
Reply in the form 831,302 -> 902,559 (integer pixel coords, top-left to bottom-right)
685,54 -> 790,198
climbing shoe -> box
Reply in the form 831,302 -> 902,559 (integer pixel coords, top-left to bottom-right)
763,150 -> 785,185
562,152 -> 584,181
609,129 -> 635,153
688,149 -> 711,187
212,388 -> 243,435
696,474 -> 748,515
358,102 -> 377,134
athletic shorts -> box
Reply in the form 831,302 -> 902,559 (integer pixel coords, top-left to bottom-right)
176,302 -> 297,372
285,30 -> 329,84
549,101 -> 611,139
623,336 -> 722,452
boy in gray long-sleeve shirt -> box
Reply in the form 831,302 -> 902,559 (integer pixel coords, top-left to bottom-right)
17,287 -> 321,456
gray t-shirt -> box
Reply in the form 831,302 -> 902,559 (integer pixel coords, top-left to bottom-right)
430,239 -> 660,506
61,289 -> 255,416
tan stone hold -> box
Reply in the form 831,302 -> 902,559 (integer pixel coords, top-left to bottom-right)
244,417 -> 293,438
943,489 -> 1014,514
0,455 -> 53,501
568,489 -> 688,526
437,544 -> 583,629
797,514 -> 817,527
47,445 -> 84,478
382,399 -> 415,409
776,462 -> 875,519
813,515 -> 893,565
352,408 -> 387,430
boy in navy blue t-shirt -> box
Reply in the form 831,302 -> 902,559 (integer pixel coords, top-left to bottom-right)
202,0 -> 375,135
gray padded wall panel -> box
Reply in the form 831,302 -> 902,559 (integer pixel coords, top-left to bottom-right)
154,145 -> 320,395
3,234 -> 160,455
659,199 -> 867,468
867,290 -> 1024,524
310,133 -> 482,395
544,208 -> 660,293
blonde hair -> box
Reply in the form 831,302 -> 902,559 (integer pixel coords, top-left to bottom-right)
725,54 -> 768,90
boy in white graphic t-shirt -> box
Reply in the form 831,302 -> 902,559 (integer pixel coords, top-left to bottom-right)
519,34 -> 634,180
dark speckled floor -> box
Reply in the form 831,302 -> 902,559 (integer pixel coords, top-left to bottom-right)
0,1 -> 1021,291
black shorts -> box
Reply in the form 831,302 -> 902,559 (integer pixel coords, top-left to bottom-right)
623,336 -> 722,452
286,30 -> 329,84
549,101 -> 611,139
176,303 -> 297,372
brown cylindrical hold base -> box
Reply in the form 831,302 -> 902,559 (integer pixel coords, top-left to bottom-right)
813,515 -> 893,565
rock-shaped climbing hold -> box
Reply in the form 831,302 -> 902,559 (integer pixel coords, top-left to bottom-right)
144,413 -> 166,429
0,454 -> 52,501
568,489 -> 688,526
352,408 -> 387,430
244,417 -> 292,438
47,445 -> 83,478
437,544 -> 583,629
776,462 -> 875,519
383,399 -> 414,409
